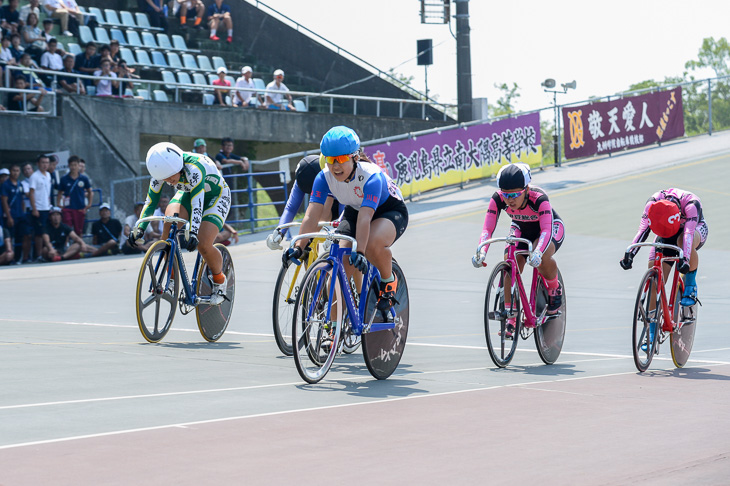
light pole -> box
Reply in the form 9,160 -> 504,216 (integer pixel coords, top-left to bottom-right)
541,79 -> 576,167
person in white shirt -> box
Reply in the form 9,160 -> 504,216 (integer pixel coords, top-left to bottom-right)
19,0 -> 41,25
43,0 -> 81,37
265,68 -> 294,110
40,38 -> 63,71
28,154 -> 53,261
234,65 -> 257,108
93,59 -> 118,96
120,201 -> 159,253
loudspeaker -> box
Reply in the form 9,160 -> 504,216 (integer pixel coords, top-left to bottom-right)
417,39 -> 433,66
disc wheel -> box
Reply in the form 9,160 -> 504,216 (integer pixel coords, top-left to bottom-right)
292,259 -> 342,384
632,269 -> 662,372
136,240 -> 179,343
671,280 -> 697,368
484,261 -> 521,368
534,270 -> 567,365
195,244 -> 235,342
361,259 -> 409,380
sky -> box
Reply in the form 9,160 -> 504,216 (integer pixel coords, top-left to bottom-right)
257,0 -> 729,115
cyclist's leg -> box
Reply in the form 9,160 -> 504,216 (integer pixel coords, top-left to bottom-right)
162,192 -> 189,240
679,229 -> 702,305
363,218 -> 396,279
197,221 -> 223,274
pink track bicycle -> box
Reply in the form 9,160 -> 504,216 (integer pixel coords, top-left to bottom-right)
474,236 -> 567,368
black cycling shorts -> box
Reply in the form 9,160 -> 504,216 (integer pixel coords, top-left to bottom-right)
336,199 -> 408,244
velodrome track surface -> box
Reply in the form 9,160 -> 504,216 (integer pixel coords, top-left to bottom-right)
2,133 -> 730,484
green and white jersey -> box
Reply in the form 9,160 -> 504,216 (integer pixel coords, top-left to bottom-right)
139,153 -> 229,234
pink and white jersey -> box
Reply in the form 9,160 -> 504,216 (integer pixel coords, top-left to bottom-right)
479,186 -> 560,254
629,188 -> 705,258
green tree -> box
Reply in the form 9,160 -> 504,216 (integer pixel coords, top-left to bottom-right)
489,82 -> 521,118
685,37 -> 730,77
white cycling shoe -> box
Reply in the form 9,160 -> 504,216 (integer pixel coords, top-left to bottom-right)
208,274 -> 228,305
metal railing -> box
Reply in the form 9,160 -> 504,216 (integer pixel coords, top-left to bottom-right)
0,86 -> 57,116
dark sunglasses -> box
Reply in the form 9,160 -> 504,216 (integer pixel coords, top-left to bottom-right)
499,189 -> 524,200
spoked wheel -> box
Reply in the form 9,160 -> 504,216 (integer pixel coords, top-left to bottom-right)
484,261 -> 521,368
534,270 -> 567,365
195,244 -> 235,342
361,259 -> 409,380
632,269 -> 662,372
292,259 -> 342,384
272,258 -> 308,356
671,280 -> 697,368
136,240 -> 179,343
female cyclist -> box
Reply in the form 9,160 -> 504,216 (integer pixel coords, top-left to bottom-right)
282,126 -> 408,309
472,163 -> 565,338
130,142 -> 232,305
620,188 -> 707,306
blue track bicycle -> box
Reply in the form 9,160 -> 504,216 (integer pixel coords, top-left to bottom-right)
290,229 -> 409,384
135,215 -> 235,343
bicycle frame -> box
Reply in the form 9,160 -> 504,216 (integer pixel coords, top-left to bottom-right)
626,242 -> 684,333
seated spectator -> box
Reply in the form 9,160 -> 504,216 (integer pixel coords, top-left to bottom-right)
113,60 -> 138,96
143,0 -> 168,31
56,155 -> 92,235
207,0 -> 232,43
40,38 -> 63,72
234,66 -> 256,108
91,202 -> 121,256
41,18 -> 54,43
1,0 -> 21,37
120,201 -> 158,254
74,42 -> 99,87
1,35 -> 17,66
21,12 -> 45,58
28,154 -> 52,262
60,0 -> 86,31
57,53 -> 85,94
0,226 -> 14,265
108,39 -> 122,66
43,0 -> 80,37
9,32 -> 24,62
19,0 -> 41,25
98,44 -> 113,66
214,137 -> 249,176
42,206 -> 94,261
18,52 -> 44,87
174,0 -> 204,29
1,163 -> 30,263
93,58 -> 118,96
193,138 -> 208,156
215,222 -> 238,246
7,76 -> 45,111
212,66 -> 230,105
265,69 -> 294,111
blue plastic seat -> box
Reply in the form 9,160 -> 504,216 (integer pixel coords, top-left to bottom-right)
182,54 -> 199,71
192,73 -> 207,86
166,52 -> 183,69
119,47 -> 136,66
151,51 -> 167,68
137,88 -> 150,100
94,27 -> 111,45
67,42 -> 82,56
134,49 -> 153,68
196,55 -> 213,72
119,11 -> 136,28
212,56 -> 226,72
136,12 -> 162,31
104,9 -> 123,27
156,33 -> 174,50
172,35 -> 188,51
88,7 -> 105,25
141,32 -> 158,49
293,100 -> 307,112
125,30 -> 143,48
110,29 -> 127,46
177,72 -> 192,86
203,93 -> 215,105
207,74 -> 217,85
78,25 -> 95,45
161,71 -> 176,90
153,90 -> 169,102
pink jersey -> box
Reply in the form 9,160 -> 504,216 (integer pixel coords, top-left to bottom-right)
479,186 -> 558,254
629,188 -> 704,258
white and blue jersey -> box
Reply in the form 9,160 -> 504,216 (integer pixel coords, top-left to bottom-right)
310,162 -> 402,211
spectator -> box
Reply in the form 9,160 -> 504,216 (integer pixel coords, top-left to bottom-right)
265,69 -> 294,111
42,0 -> 80,37
214,137 -> 249,176
143,0 -> 168,31
17,162 -> 34,262
20,12 -> 45,57
207,0 -> 232,43
60,0 -> 86,31
120,201 -> 158,254
41,18 -> 54,43
56,155 -> 92,235
1,163 -> 30,263
193,138 -> 208,156
7,76 -> 45,111
151,195 -> 168,235
19,0 -> 41,25
74,41 -> 99,87
91,202 -> 121,256
215,222 -> 238,246
98,43 -> 112,66
234,65 -> 256,108
93,58 -> 118,96
18,52 -> 44,85
0,226 -> 14,265
113,60 -> 137,96
174,0 -> 204,29
48,154 -> 60,204
0,35 -> 16,66
108,39 -> 122,66
42,205 -> 93,261
0,167 -> 8,186
40,37 -> 63,72
212,66 -> 230,105
9,32 -> 23,62
57,53 -> 85,94
1,0 -> 21,37
28,154 -> 52,262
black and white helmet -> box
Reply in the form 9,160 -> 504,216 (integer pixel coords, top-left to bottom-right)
497,163 -> 531,190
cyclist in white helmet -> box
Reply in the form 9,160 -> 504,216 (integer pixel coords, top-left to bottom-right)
130,142 -> 232,305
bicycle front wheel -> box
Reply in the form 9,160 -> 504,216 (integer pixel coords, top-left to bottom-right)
196,243 -> 235,342
272,259 -> 307,356
534,270 -> 567,365
484,261 -> 521,368
671,279 -> 697,368
632,268 -> 662,372
292,259 -> 342,384
136,240 -> 179,343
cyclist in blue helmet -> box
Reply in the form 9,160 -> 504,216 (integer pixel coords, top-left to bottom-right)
283,126 -> 408,310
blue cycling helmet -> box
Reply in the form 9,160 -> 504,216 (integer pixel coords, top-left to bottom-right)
320,126 -> 360,157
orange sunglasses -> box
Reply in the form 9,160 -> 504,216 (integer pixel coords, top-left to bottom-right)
324,154 -> 352,164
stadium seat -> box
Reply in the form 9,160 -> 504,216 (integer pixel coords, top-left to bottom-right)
151,51 -> 168,68
172,35 -> 188,51
67,43 -> 82,56
192,73 -> 208,86
137,88 -> 150,100
134,50 -> 153,68
161,70 -> 176,90
141,32 -> 158,49
78,26 -> 95,45
212,56 -> 226,72
88,7 -> 105,25
253,78 -> 266,102
182,54 -> 199,71
225,75 -> 235,86
94,27 -> 111,45
123,88 -> 134,97
156,33 -> 174,51
203,93 -> 215,105
87,85 -> 96,96
120,11 -> 137,28
166,52 -> 184,70
110,28 -> 127,46
177,72 -> 192,86
293,100 -> 307,112
207,74 -> 216,84
119,47 -> 136,66
103,9 -> 123,27
136,12 -> 162,31
125,30 -> 143,48
153,90 -> 169,102
196,55 -> 213,72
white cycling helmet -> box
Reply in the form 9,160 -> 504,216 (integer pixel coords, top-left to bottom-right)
146,142 -> 183,181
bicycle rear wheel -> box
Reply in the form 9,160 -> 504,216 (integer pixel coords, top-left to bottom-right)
361,259 -> 409,380
196,244 -> 235,342
534,270 -> 567,365
136,240 -> 179,343
632,268 -> 662,372
292,259 -> 342,384
671,280 -> 697,368
484,261 -> 521,368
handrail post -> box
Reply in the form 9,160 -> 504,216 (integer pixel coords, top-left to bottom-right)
376,100 -> 380,117
329,97 -> 333,113
399,102 -> 403,118
247,173 -> 255,233
353,98 -> 357,115
708,79 -> 713,136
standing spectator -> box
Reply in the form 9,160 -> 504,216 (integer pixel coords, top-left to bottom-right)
21,12 -> 45,58
40,37 -> 63,72
91,202 -> 121,255
214,137 -> 249,176
57,53 -> 85,94
48,155 -> 60,206
151,194 -> 169,235
265,69 -> 294,110
57,155 -> 92,235
108,39 -> 122,66
193,138 -> 208,156
74,41 -> 99,87
234,66 -> 256,108
120,201 -> 158,254
43,0 -> 80,37
0,168 -> 8,187
28,154 -> 52,262
42,205 -> 94,261
19,0 -> 41,25
212,66 -> 230,105
93,58 -> 118,96
175,0 -> 204,29
18,162 -> 34,262
1,163 -> 29,263
1,0 -> 21,37
207,0 -> 232,43
7,76 -> 45,111
0,226 -> 14,265
113,60 -> 137,96
143,0 -> 168,31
